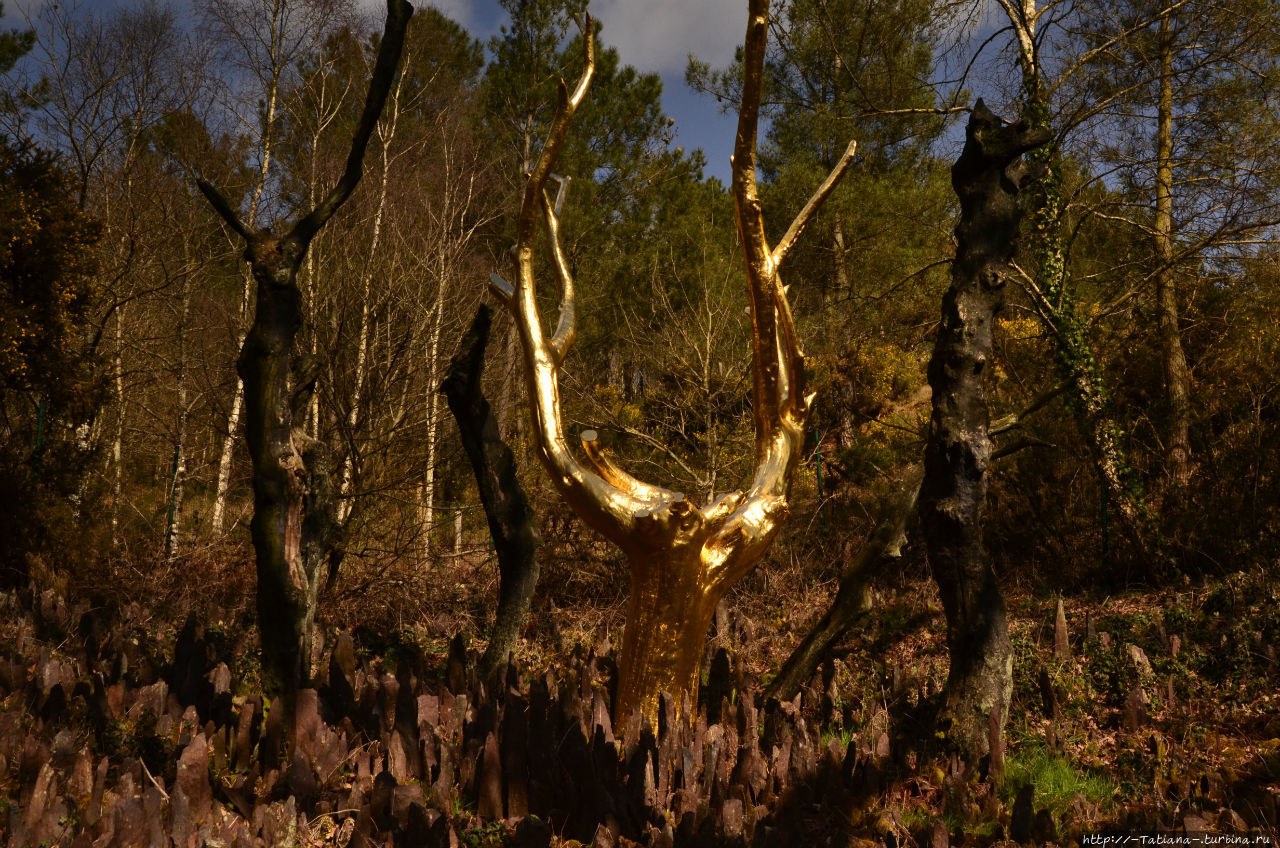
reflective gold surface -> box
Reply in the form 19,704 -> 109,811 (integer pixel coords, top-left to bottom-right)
493,2 -> 856,728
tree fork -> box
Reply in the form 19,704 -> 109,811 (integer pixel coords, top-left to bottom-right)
196,0 -> 412,704
919,101 -> 1048,759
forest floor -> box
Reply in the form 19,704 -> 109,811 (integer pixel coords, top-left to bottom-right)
1,552 -> 1278,846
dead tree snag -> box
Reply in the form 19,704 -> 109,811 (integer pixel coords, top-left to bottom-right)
919,100 -> 1048,758
196,0 -> 413,702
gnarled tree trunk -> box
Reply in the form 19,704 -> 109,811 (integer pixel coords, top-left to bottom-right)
919,101 -> 1047,759
235,247 -> 334,697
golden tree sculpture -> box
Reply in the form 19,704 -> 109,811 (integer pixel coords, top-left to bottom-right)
490,0 -> 857,725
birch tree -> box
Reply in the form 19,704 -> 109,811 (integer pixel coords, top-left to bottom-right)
3,0 -> 203,544
202,0 -> 355,536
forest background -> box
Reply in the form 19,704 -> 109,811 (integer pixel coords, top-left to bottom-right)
2,0 -> 1280,842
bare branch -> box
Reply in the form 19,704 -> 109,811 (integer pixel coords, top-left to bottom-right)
580,430 -> 677,507
541,183 -> 576,365
517,15 -> 593,246
990,382 -> 1067,435
733,0 -> 771,269
497,14 -> 669,542
704,493 -> 789,590
551,173 -> 570,217
488,273 -> 514,305
772,282 -> 812,420
289,0 -> 413,246
991,435 -> 1056,460
772,138 -> 857,268
732,0 -> 837,475
733,0 -> 784,458
196,179 -> 251,241
992,0 -> 1036,76
1044,0 -> 1195,98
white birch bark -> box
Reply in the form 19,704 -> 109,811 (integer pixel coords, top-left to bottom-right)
164,272 -> 191,561
337,64 -> 406,523
210,8 -> 285,535
111,305 -> 125,544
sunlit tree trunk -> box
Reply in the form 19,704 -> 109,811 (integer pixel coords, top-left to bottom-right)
210,389 -> 242,534
164,264 -> 192,561
210,2 -> 285,537
832,215 -> 852,300
415,482 -> 430,564
421,288 -> 448,556
1154,7 -> 1192,487
338,66 -> 405,523
111,306 -> 125,544
417,147 -> 466,557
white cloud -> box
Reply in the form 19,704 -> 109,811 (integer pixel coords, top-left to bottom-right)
399,0 -> 744,79
590,0 -> 743,76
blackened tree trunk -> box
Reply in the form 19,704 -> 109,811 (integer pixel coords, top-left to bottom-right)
197,0 -> 412,703
919,100 -> 1048,759
233,250 -> 336,700
440,305 -> 540,681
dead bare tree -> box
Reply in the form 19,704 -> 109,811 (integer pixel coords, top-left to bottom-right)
196,0 -> 412,703
918,100 -> 1049,759
490,0 -> 856,726
764,384 -> 1062,703
440,304 -> 539,681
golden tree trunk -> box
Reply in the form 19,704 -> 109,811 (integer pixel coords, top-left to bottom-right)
615,547 -> 720,725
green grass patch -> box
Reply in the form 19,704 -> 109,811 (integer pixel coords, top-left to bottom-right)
820,724 -> 856,750
1002,743 -> 1116,814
